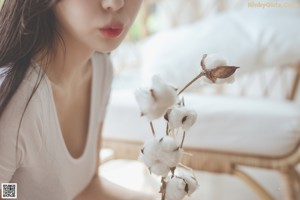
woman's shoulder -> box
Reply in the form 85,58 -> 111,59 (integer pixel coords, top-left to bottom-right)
0,65 -> 49,133
0,66 -> 47,167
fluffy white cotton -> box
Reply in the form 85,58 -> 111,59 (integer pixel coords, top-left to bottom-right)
165,170 -> 199,200
139,139 -> 160,167
203,54 -> 228,70
176,170 -> 199,196
134,75 -> 177,120
167,107 -> 197,131
134,88 -> 156,116
150,163 -> 170,177
165,177 -> 187,200
140,136 -> 181,176
159,135 -> 179,151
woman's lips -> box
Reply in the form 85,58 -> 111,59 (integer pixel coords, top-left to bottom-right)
99,24 -> 124,38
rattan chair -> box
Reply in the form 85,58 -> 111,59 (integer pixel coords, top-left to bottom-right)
103,62 -> 300,200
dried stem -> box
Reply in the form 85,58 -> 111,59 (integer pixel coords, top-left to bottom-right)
180,131 -> 186,148
177,72 -> 205,96
150,121 -> 155,136
166,123 -> 169,136
161,177 -> 166,200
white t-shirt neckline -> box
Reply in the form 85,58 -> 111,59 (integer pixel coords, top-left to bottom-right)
35,56 -> 96,163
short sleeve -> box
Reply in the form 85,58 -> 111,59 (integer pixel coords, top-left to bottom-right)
0,81 -> 43,185
0,124 -> 23,184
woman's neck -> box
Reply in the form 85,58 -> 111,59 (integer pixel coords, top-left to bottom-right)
37,32 -> 95,88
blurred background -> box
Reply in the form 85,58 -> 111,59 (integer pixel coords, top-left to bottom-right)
102,1 -> 300,200
110,0 -> 300,101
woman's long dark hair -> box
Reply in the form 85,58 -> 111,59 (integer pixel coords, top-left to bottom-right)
0,0 -> 61,119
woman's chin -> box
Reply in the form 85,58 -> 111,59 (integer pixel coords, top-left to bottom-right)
95,43 -> 122,53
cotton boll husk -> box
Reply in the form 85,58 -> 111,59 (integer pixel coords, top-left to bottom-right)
203,74 -> 235,85
216,74 -> 235,84
168,107 -> 198,131
150,162 -> 170,177
165,177 -> 187,200
204,54 -> 227,70
151,75 -> 177,108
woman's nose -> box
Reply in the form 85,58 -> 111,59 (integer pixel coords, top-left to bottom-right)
101,0 -> 125,12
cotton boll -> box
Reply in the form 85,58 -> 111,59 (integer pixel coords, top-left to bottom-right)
176,170 -> 199,196
141,138 -> 161,167
134,88 -> 167,120
201,54 -> 238,84
138,152 -> 144,163
134,88 -> 155,116
139,152 -> 156,168
161,150 -> 181,167
204,54 -> 227,70
167,107 -> 198,131
151,75 -> 177,108
181,110 -> 197,131
134,76 -> 177,120
150,162 -> 170,177
159,136 -> 179,152
140,137 -> 181,176
165,177 -> 187,200
184,176 -> 198,196
159,136 -> 181,167
148,107 -> 170,121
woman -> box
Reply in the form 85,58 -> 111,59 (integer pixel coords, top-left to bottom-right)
0,0 -> 152,199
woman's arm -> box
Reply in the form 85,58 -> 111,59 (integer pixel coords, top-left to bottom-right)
74,123 -> 154,200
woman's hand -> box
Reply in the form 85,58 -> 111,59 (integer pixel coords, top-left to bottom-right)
75,124 -> 155,200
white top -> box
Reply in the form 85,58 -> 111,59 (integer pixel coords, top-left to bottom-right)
0,53 -> 113,200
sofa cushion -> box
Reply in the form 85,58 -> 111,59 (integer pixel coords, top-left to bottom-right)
140,7 -> 300,90
103,89 -> 300,157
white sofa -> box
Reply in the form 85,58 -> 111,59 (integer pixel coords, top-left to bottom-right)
103,7 -> 300,200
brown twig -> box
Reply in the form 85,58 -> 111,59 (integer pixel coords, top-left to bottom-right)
161,177 -> 166,200
177,72 -> 205,96
150,121 -> 155,136
166,123 -> 169,136
180,131 -> 186,148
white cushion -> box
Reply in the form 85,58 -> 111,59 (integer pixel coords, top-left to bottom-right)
103,89 -> 300,157
140,8 -> 300,90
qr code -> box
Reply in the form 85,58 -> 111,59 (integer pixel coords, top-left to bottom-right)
1,183 -> 17,199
